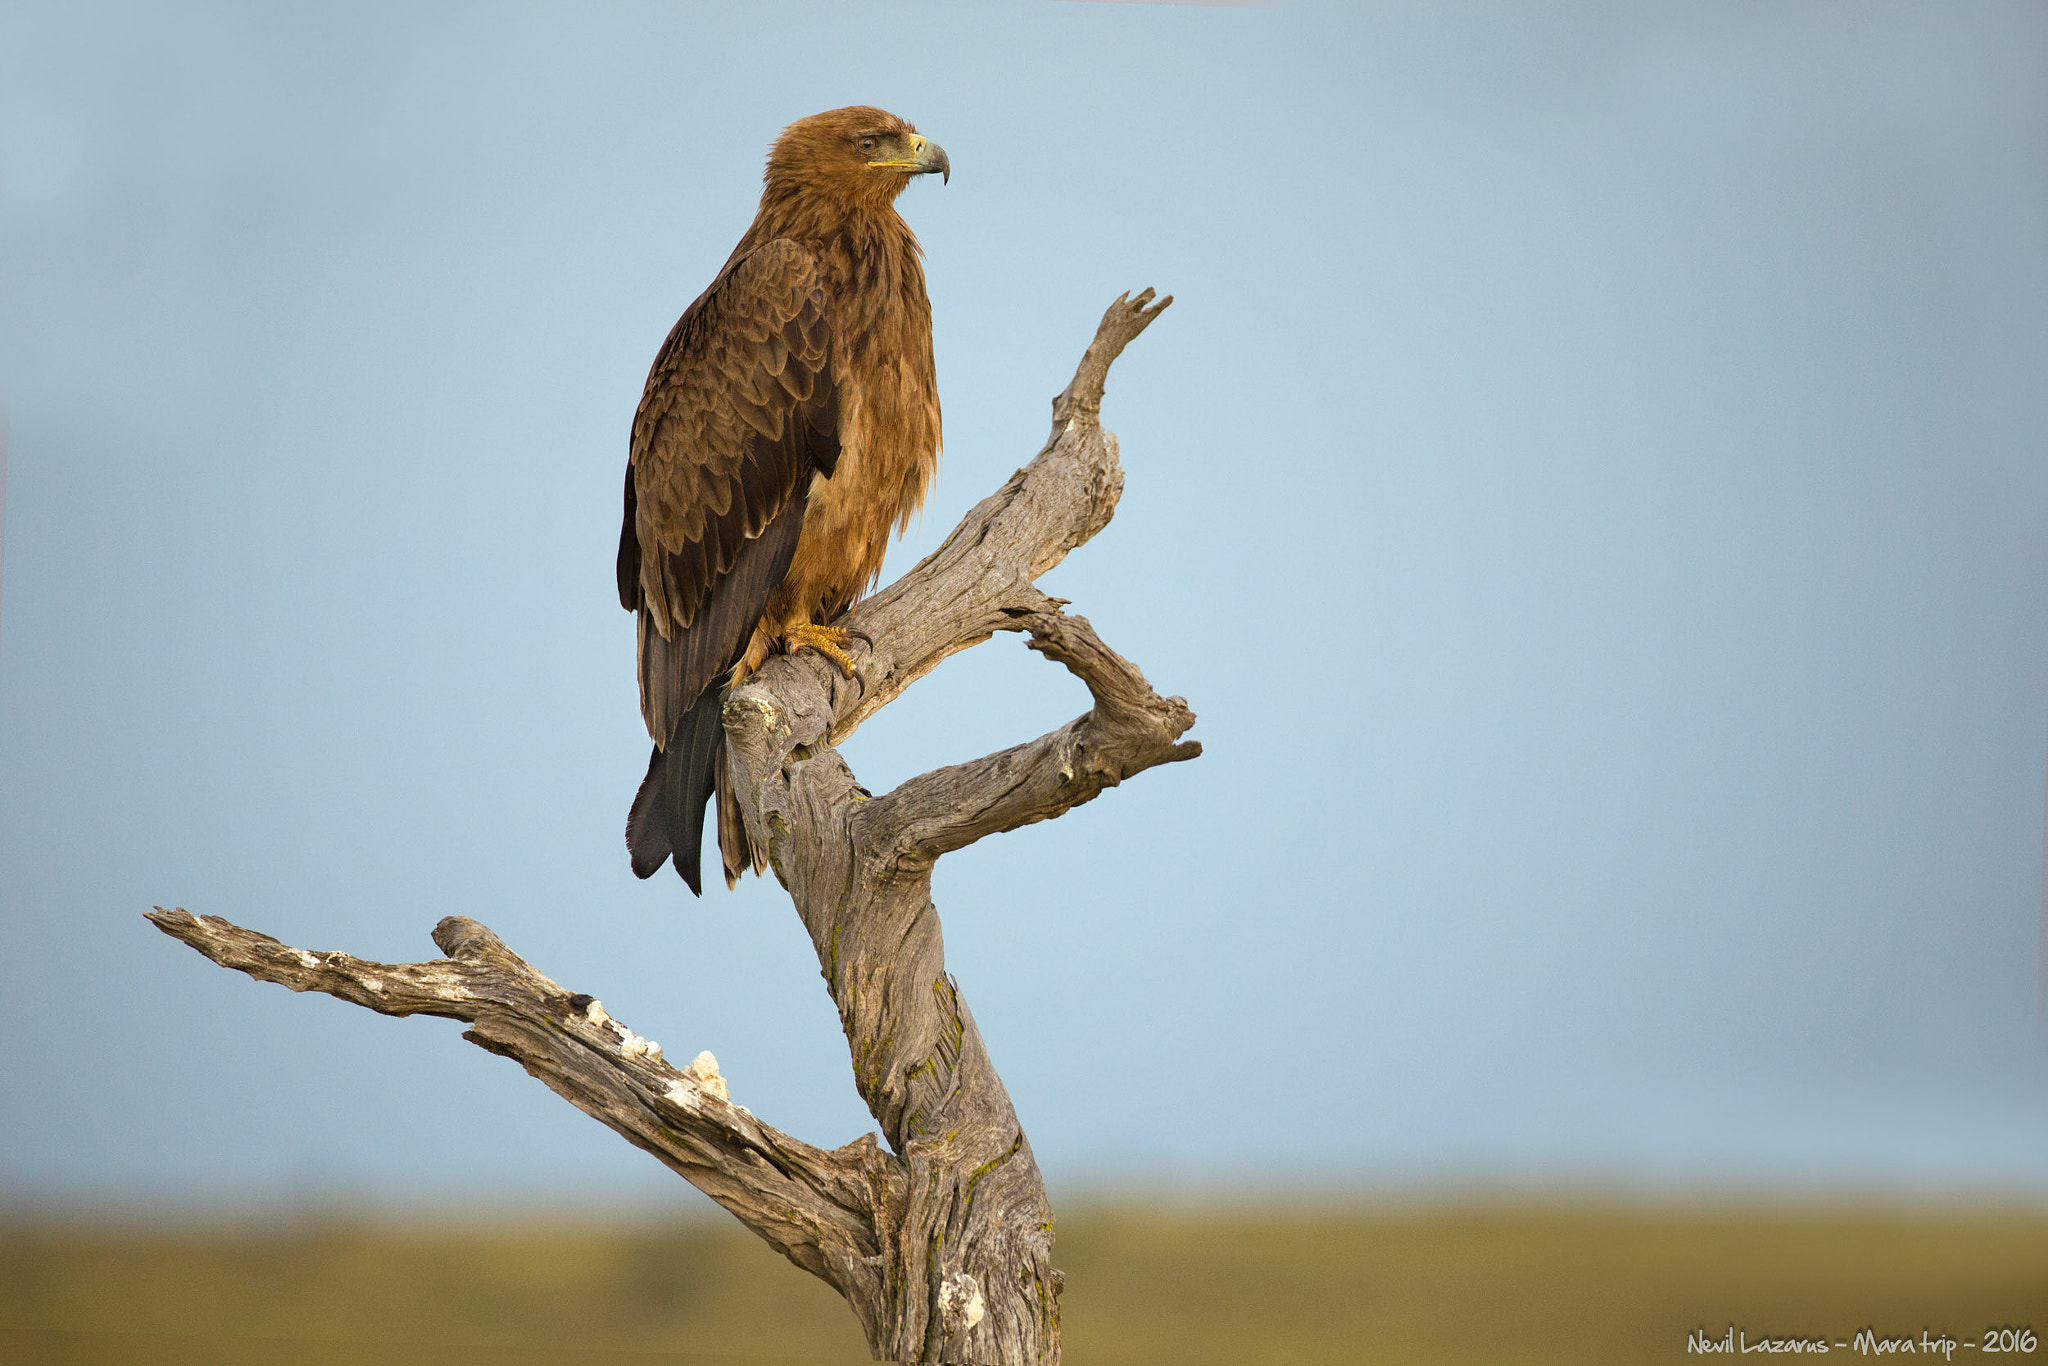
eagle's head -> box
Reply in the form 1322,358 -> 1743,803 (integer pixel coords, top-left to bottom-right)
765,106 -> 949,211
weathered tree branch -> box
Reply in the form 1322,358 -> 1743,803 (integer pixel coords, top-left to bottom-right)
151,289 -> 1194,1366
145,909 -> 897,1294
775,288 -> 1182,752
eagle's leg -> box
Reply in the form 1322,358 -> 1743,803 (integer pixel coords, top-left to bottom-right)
782,621 -> 861,678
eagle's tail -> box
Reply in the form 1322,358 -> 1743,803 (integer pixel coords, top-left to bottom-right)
626,686 -> 724,896
715,744 -> 770,890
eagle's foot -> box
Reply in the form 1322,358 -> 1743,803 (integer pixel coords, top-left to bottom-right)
784,622 -> 861,678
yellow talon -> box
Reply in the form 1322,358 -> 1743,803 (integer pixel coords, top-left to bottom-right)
783,622 -> 860,679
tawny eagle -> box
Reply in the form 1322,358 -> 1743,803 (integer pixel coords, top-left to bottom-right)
617,107 -> 948,895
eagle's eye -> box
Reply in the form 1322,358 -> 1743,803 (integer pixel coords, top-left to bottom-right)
858,135 -> 878,153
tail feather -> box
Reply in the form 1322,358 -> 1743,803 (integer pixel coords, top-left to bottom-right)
626,687 -> 726,895
715,744 -> 770,890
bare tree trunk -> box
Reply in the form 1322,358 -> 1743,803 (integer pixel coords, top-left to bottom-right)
151,290 -> 1194,1365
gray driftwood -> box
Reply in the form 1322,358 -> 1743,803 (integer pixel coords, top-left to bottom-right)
150,289 -> 1195,1366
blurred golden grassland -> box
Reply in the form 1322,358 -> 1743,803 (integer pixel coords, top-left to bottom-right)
2,1200 -> 2044,1364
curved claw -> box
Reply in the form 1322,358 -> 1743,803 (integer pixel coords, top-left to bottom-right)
784,622 -> 861,679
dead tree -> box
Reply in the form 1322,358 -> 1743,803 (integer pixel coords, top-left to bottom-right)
151,290 -> 1195,1366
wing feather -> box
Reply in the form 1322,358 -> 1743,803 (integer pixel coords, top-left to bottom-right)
622,238 -> 838,744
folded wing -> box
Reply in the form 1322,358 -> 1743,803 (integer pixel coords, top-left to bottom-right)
617,239 -> 838,887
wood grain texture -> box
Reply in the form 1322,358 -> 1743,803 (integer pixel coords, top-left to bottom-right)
150,291 -> 1194,1366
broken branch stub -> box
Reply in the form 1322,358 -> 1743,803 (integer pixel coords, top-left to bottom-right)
151,290 -> 1193,1366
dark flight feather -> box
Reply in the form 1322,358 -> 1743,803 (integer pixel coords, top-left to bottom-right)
627,494 -> 809,891
621,240 -> 836,887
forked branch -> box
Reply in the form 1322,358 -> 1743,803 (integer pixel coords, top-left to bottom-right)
152,290 -> 1194,1366
860,609 -> 1200,864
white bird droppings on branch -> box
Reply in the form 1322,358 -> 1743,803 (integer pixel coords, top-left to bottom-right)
682,1050 -> 729,1102
940,1271 -> 986,1331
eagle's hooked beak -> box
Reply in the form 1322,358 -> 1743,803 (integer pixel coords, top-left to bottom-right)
869,133 -> 950,184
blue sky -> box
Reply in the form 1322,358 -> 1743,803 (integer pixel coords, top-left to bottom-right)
3,0 -> 2045,1211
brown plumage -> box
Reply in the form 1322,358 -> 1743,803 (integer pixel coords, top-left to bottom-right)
618,107 -> 947,894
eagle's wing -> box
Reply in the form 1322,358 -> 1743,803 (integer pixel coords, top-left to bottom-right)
617,238 -> 838,748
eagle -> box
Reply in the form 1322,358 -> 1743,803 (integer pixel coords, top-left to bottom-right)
617,107 -> 948,895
